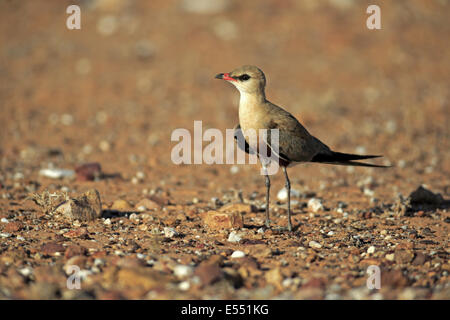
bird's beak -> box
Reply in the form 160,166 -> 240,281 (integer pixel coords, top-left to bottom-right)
215,72 -> 237,82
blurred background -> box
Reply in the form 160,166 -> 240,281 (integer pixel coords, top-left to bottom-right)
0,0 -> 449,199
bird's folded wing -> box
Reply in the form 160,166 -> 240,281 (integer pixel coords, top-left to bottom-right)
263,114 -> 330,163
233,124 -> 256,155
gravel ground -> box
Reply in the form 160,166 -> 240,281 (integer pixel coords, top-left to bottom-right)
0,0 -> 449,299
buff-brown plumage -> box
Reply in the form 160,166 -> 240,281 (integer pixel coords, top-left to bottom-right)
217,65 -> 388,231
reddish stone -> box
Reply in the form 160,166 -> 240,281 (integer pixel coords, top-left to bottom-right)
64,245 -> 87,259
4,221 -> 24,233
201,210 -> 243,230
194,259 -> 223,285
91,251 -> 107,259
63,228 -> 88,238
40,242 -> 65,256
303,278 -> 326,289
75,162 -> 102,181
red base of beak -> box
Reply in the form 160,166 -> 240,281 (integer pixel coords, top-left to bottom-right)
216,72 -> 237,82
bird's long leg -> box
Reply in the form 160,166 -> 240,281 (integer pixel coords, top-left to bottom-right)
282,166 -> 292,231
262,166 -> 271,228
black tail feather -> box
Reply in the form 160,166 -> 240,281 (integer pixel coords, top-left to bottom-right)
311,151 -> 389,168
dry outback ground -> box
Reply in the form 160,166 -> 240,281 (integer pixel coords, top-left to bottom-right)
0,0 -> 449,300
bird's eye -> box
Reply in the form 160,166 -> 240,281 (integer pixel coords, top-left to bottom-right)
239,74 -> 250,81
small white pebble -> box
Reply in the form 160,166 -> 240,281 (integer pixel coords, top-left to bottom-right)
18,267 -> 33,277
13,172 -> 24,180
308,198 -> 323,213
367,246 -> 376,254
277,188 -> 288,201
136,171 -> 145,180
178,281 -> 190,291
231,250 -> 245,258
173,265 -> 194,279
227,231 -> 242,243
104,218 -> 111,225
72,220 -> 81,228
355,146 -> 366,154
1,218 -> 9,223
230,165 -> 239,174
277,187 -> 301,201
327,231 -> 335,236
136,253 -> 145,260
282,278 -> 293,287
137,206 -> 147,212
309,240 -> 322,249
164,227 -> 178,238
364,188 -> 375,197
61,114 -> 74,126
385,253 -> 395,261
94,258 -> 105,266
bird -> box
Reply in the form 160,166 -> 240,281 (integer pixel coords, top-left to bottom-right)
215,65 -> 389,232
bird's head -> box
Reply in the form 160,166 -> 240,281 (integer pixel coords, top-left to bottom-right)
215,65 -> 266,95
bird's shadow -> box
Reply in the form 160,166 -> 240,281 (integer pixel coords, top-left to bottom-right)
243,221 -> 303,233
99,172 -> 123,180
366,196 -> 450,218
101,209 -> 138,218
403,199 -> 450,216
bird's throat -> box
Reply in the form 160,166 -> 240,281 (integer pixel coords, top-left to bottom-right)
238,91 -> 266,134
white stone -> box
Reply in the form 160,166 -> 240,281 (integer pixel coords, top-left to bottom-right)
136,253 -> 145,260
367,246 -> 376,254
308,198 -> 324,213
227,231 -> 242,243
309,240 -> 322,249
282,278 -> 294,287
385,253 -> 395,261
277,187 -> 301,201
230,165 -> 239,174
173,265 -> 194,279
39,168 -> 75,179
231,250 -> 245,258
364,188 -> 375,197
164,227 -> 178,238
178,281 -> 190,291
18,267 -> 33,277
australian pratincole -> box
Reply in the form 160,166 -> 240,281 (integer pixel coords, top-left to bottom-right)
216,65 -> 389,231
